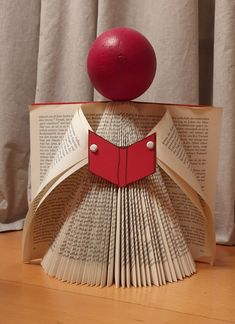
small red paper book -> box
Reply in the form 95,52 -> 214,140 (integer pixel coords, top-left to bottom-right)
88,131 -> 156,187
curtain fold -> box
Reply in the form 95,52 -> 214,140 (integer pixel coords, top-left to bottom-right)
35,0 -> 98,103
0,0 -> 40,226
213,0 -> 235,244
0,0 -> 234,244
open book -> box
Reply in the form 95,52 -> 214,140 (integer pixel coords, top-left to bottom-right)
23,101 -> 222,287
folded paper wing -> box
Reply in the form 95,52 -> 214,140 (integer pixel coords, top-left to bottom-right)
88,131 -> 156,187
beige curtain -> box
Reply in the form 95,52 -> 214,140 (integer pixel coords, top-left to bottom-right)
0,0 -> 234,244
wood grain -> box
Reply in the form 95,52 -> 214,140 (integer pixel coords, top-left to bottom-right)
1,231 -> 235,324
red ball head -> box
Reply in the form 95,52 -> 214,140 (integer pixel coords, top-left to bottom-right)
87,27 -> 157,101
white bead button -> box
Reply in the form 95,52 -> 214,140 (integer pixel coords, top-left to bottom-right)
90,144 -> 98,152
146,141 -> 155,150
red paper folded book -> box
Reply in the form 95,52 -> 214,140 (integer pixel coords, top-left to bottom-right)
88,130 -> 156,187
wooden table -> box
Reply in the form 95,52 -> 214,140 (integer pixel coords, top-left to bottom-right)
0,231 -> 235,323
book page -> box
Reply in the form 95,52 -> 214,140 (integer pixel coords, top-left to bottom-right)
167,104 -> 222,213
30,103 -> 106,198
30,104 -> 77,198
36,109 -> 90,197
151,110 -> 206,200
159,162 -> 214,262
147,108 -> 221,263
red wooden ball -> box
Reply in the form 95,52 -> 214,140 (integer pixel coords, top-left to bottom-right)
87,27 -> 157,101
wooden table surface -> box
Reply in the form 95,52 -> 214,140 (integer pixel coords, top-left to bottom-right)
0,231 -> 235,324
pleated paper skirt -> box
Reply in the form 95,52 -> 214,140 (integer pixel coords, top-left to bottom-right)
41,103 -> 196,287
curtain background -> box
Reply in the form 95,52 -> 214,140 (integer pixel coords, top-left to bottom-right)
0,0 -> 234,243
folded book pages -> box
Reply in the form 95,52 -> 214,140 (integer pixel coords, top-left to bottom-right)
22,101 -> 222,287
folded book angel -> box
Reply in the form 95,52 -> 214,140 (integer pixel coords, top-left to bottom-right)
22,28 -> 221,288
